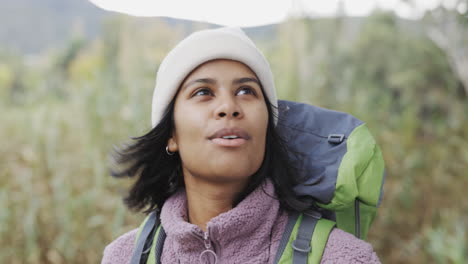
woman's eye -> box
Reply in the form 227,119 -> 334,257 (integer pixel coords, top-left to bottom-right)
237,86 -> 256,96
193,88 -> 213,97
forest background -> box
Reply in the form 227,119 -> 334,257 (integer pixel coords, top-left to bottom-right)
1,0 -> 467,263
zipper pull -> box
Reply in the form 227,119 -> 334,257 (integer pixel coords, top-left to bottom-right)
199,230 -> 218,264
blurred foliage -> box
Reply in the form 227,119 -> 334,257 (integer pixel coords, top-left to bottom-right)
1,9 -> 467,264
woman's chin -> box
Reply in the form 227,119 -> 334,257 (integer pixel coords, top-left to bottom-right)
194,167 -> 256,184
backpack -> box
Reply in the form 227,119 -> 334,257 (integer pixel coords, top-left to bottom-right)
130,100 -> 386,264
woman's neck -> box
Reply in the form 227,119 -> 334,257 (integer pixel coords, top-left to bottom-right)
184,175 -> 247,232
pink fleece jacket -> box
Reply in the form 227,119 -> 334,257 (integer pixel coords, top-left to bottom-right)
101,180 -> 380,263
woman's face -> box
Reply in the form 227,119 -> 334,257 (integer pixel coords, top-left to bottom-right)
167,59 -> 269,185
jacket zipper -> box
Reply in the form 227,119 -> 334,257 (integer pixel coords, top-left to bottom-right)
203,231 -> 212,250
190,228 -> 219,264
201,230 -> 218,264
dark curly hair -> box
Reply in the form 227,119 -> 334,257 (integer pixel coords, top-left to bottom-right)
110,86 -> 311,214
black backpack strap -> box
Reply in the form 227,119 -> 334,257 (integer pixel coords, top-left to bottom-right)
130,211 -> 158,264
153,226 -> 166,263
273,212 -> 300,263
291,211 -> 322,264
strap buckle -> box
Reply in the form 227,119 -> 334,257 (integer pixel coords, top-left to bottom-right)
292,239 -> 311,253
328,134 -> 345,144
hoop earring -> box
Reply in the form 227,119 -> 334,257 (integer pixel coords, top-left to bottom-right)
166,146 -> 175,156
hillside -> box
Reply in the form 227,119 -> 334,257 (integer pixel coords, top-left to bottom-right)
0,0 -> 370,55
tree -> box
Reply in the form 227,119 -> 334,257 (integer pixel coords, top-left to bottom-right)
423,0 -> 468,97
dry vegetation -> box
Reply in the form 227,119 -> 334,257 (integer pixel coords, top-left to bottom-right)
1,11 -> 467,264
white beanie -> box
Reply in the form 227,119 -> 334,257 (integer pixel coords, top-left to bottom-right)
151,26 -> 278,128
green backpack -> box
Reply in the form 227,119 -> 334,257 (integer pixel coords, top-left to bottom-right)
130,100 -> 386,264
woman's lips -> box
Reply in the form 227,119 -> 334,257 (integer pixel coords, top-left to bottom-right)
208,127 -> 250,140
210,138 -> 247,147
208,127 -> 250,147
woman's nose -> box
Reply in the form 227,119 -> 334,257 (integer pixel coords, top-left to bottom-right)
214,95 -> 244,120
218,111 -> 240,118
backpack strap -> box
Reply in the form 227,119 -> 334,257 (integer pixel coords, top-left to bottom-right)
305,216 -> 335,263
274,212 -> 301,263
150,225 -> 166,264
275,212 -> 336,264
130,211 -> 158,264
291,211 -> 321,264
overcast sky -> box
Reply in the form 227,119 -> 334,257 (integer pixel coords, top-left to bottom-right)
89,0 -> 458,27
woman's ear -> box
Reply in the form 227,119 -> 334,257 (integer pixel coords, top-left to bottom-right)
167,137 -> 178,153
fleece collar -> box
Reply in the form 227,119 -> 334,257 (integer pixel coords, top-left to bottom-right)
160,179 -> 283,263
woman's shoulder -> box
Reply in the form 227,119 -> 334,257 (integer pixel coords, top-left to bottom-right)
101,228 -> 138,264
322,228 -> 381,264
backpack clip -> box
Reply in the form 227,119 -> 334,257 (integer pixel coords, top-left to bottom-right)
292,240 -> 311,253
328,134 -> 345,144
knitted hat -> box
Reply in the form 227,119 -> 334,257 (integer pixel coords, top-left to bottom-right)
151,26 -> 278,128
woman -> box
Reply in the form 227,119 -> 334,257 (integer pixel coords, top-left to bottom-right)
102,27 -> 380,263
